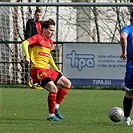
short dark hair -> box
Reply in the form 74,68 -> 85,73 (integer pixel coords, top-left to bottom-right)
34,8 -> 42,14
41,19 -> 55,29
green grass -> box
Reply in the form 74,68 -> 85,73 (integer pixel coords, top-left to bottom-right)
0,88 -> 133,133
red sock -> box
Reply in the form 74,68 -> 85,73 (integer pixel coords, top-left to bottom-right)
56,87 -> 70,104
48,92 -> 57,113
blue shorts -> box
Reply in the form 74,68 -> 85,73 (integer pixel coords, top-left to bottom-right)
124,68 -> 133,91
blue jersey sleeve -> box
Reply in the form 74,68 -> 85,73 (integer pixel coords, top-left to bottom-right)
120,26 -> 130,35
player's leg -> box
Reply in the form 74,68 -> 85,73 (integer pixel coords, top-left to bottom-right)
55,75 -> 71,119
56,75 -> 71,105
123,90 -> 133,125
25,63 -> 32,88
123,69 -> 133,125
32,80 -> 43,90
30,68 -> 59,121
41,77 -> 60,121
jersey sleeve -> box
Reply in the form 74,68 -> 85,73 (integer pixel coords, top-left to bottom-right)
27,34 -> 38,45
22,40 -> 30,58
49,54 -> 59,71
120,26 -> 130,35
22,35 -> 38,58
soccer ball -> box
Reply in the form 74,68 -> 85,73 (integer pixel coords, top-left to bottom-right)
109,107 -> 124,122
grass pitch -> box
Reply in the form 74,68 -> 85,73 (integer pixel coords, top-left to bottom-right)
0,88 -> 133,133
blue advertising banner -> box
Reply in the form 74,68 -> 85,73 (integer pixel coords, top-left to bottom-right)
62,43 -> 126,86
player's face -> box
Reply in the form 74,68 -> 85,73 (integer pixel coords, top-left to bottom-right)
43,25 -> 55,39
35,12 -> 42,21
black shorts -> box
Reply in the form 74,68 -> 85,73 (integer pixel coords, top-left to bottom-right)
41,73 -> 62,87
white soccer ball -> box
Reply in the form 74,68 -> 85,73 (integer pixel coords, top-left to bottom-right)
109,107 -> 124,122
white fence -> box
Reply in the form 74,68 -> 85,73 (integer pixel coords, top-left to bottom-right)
0,1 -> 132,85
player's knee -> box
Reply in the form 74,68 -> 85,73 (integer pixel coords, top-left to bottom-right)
48,85 -> 57,92
65,79 -> 71,88
41,78 -> 58,92
68,79 -> 72,88
126,95 -> 133,99
126,91 -> 133,99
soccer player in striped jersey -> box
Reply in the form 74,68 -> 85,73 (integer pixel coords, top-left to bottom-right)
22,19 -> 71,121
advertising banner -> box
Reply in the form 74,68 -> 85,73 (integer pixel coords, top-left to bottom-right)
63,43 -> 126,86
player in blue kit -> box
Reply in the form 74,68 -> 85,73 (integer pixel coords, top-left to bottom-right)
120,11 -> 133,126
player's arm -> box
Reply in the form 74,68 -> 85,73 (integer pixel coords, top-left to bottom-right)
22,40 -> 30,64
120,32 -> 127,60
49,54 -> 59,72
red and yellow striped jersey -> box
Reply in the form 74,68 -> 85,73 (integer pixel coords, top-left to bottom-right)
22,34 -> 58,71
